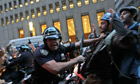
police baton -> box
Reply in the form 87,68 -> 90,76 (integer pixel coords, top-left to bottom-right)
78,33 -> 84,74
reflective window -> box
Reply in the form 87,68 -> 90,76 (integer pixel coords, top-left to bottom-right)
6,17 -> 9,25
15,14 -> 19,23
10,15 -> 14,24
77,0 -> 82,7
92,0 -> 97,3
19,29 -> 24,38
30,0 -> 34,4
85,0 -> 89,5
69,0 -> 74,9
5,4 -> 8,12
54,21 -> 61,32
0,6 -> 3,13
31,9 -> 35,18
19,0 -> 23,8
20,13 -> 24,21
49,4 -> 54,14
36,0 -> 39,2
1,18 -> 4,26
138,6 -> 140,12
55,2 -> 60,12
82,15 -> 91,39
41,24 -> 47,33
9,2 -> 13,11
14,1 -> 17,9
97,12 -> 104,27
29,22 -> 35,36
42,6 -> 47,15
26,11 -> 30,20
62,1 -> 67,10
37,8 -> 41,17
25,0 -> 28,6
67,18 -> 76,42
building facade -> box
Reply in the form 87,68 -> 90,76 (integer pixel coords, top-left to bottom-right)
0,0 -> 116,47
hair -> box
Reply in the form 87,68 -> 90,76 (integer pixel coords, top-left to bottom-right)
0,47 -> 5,57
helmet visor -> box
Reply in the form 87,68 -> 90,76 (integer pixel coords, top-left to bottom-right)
44,34 -> 59,39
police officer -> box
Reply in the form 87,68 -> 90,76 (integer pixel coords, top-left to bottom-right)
32,27 -> 106,84
5,44 -> 33,84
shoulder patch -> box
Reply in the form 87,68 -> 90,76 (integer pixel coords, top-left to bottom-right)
63,43 -> 70,48
40,49 -> 49,56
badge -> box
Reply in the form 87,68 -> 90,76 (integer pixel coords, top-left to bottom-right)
40,49 -> 49,56
63,43 -> 70,48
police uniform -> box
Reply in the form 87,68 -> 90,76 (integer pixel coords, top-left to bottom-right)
5,51 -> 33,84
33,43 -> 75,84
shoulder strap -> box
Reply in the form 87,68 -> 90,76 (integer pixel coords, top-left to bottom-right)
105,30 -> 116,46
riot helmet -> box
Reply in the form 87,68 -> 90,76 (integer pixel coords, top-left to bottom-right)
18,44 -> 31,53
119,6 -> 138,21
43,27 -> 62,42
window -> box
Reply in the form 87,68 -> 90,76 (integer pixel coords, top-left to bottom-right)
31,9 -> 35,18
41,24 -> 47,33
54,21 -> 61,32
6,17 -> 9,25
0,6 -> 3,13
37,8 -> 41,17
138,6 -> 140,12
77,0 -> 82,7
19,29 -> 24,38
49,4 -> 54,14
36,0 -> 39,2
5,4 -> 8,12
1,18 -> 4,26
10,15 -> 14,24
30,0 -> 34,4
15,14 -> 19,23
92,0 -> 97,3
42,6 -> 47,15
101,0 -> 104,1
69,0 -> 74,9
55,2 -> 60,12
26,11 -> 30,20
9,2 -> 13,11
67,18 -> 76,42
97,12 -> 104,27
82,15 -> 91,39
62,1 -> 67,10
20,13 -> 24,21
85,0 -> 89,5
25,0 -> 28,6
29,22 -> 36,36
14,0 -> 17,9
19,0 -> 23,8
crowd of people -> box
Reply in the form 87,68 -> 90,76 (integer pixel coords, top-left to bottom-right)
0,6 -> 140,84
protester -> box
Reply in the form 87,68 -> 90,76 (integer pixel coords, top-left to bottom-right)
32,26 -> 106,84
108,6 -> 140,84
84,12 -> 114,84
